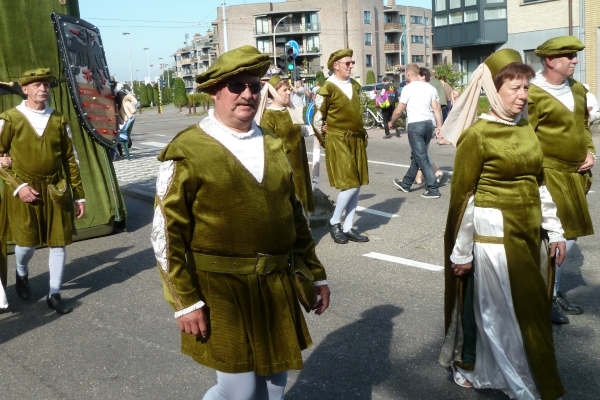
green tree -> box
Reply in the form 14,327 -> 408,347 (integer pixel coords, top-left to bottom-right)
132,81 -> 140,99
173,78 -> 188,107
366,70 -> 376,84
139,83 -> 149,107
315,70 -> 326,86
153,85 -> 160,105
432,63 -> 466,90
146,83 -> 155,105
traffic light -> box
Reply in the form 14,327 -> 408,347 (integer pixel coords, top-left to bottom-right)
276,54 -> 287,71
285,45 -> 295,72
294,66 -> 302,82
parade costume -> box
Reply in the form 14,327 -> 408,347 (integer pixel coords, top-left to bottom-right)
440,50 -> 565,400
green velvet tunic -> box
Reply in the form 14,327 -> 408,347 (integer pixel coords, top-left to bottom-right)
0,0 -> 127,240
312,79 -> 369,190
154,125 -> 326,376
443,119 -> 563,400
528,80 -> 594,238
0,108 -> 84,247
260,107 -> 314,214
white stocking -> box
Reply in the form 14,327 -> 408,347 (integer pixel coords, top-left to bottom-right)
554,238 -> 577,296
330,187 -> 360,226
49,247 -> 66,296
202,371 -> 287,400
15,245 -> 36,277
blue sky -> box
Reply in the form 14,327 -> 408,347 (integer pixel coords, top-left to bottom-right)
80,0 -> 428,83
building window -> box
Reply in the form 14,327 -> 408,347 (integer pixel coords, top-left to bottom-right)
435,0 -> 446,11
411,35 -> 424,43
464,9 -> 479,22
410,15 -> 423,24
425,36 -> 430,46
484,7 -> 506,19
365,33 -> 372,45
255,17 -> 269,35
399,14 -> 406,25
449,0 -> 461,9
465,0 -> 477,5
449,11 -> 463,24
424,17 -> 429,26
366,54 -> 372,67
434,15 -> 448,26
524,50 -> 543,72
306,35 -> 320,52
487,0 -> 504,3
364,11 -> 371,24
412,55 -> 424,63
256,39 -> 270,54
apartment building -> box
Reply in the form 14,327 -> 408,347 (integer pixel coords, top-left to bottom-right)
432,0 -> 598,97
210,0 -> 451,85
172,30 -> 218,93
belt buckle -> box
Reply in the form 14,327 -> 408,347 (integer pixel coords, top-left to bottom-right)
255,253 -> 273,275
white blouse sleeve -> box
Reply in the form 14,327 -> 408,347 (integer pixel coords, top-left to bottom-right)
539,185 -> 566,243
450,195 -> 475,265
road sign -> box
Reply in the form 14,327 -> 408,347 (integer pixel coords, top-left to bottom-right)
286,40 -> 299,58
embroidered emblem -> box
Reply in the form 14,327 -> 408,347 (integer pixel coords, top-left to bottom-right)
314,94 -> 324,108
65,124 -> 81,165
314,111 -> 324,132
59,0 -> 67,5
151,205 -> 168,271
156,160 -> 175,200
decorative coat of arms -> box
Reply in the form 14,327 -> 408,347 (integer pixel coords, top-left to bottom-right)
51,13 -> 118,148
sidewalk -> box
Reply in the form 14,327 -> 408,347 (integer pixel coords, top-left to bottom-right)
113,148 -> 161,202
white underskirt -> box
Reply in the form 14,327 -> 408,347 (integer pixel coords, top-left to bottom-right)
458,206 -> 540,400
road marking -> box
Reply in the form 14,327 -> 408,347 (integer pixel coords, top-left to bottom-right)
356,206 -> 398,218
139,141 -> 167,148
156,134 -> 166,137
363,252 -> 443,272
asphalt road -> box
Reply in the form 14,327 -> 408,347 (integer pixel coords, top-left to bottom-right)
1,105 -> 599,399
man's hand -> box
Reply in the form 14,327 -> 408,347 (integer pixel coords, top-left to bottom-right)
388,120 -> 396,130
75,201 -> 85,219
118,94 -> 138,125
177,308 -> 209,338
17,185 -> 39,203
313,284 -> 330,315
578,153 -> 595,172
451,262 -> 472,277
550,241 -> 567,266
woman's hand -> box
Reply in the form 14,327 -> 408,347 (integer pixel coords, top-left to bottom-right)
451,262 -> 472,276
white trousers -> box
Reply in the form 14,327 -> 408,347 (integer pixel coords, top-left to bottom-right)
202,370 -> 288,400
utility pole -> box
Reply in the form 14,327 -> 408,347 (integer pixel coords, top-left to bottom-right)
222,1 -> 229,52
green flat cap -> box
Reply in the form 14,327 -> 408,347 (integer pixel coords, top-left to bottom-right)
327,49 -> 353,71
484,49 -> 522,79
268,75 -> 283,87
196,45 -> 270,90
18,68 -> 56,86
535,36 -> 585,57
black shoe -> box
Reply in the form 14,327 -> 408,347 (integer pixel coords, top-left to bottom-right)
551,299 -> 569,324
393,179 -> 410,193
556,291 -> 584,315
327,221 -> 348,244
421,190 -> 441,199
47,294 -> 73,315
15,272 -> 31,300
383,134 -> 393,139
344,228 -> 369,242
393,129 -> 401,138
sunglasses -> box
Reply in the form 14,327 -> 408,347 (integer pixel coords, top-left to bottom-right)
226,81 -> 262,94
337,60 -> 356,67
563,52 -> 577,60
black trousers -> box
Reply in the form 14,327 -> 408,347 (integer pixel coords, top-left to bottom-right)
381,106 -> 394,136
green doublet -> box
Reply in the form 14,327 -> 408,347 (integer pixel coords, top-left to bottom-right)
314,79 -> 369,190
260,108 -> 314,214
528,80 -> 594,238
155,124 -> 326,375
444,119 -> 563,400
0,108 -> 84,247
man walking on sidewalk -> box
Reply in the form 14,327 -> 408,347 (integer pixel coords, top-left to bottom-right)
389,63 -> 443,199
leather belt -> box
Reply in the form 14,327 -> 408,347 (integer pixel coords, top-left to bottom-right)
193,252 -> 291,275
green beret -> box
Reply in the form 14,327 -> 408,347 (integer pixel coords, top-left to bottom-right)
18,68 -> 56,86
268,75 -> 283,87
196,45 -> 270,90
484,49 -> 522,79
534,36 -> 585,57
327,49 -> 353,71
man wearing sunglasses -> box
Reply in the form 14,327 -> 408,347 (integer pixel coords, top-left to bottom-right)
151,45 -> 330,399
528,36 -> 595,324
312,49 -> 370,244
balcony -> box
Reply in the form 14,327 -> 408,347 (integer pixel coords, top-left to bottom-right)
384,22 -> 403,31
384,43 -> 404,52
254,22 -> 322,36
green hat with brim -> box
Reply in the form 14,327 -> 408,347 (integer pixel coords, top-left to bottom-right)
484,49 -> 523,79
196,45 -> 271,91
327,49 -> 353,71
534,36 -> 585,57
18,68 -> 56,86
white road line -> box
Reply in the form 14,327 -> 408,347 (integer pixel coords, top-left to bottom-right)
363,252 -> 443,272
139,141 -> 167,148
356,206 -> 398,218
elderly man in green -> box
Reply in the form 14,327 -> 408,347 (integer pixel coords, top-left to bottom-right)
0,68 -> 85,314
528,36 -> 595,324
151,46 -> 330,399
312,49 -> 370,244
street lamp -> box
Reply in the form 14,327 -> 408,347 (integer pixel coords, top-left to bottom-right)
159,57 -> 163,82
136,69 -> 140,83
272,14 -> 293,67
398,27 -> 411,82
123,32 -> 133,87
144,47 -> 150,83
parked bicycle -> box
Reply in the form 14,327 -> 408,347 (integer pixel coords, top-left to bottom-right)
361,98 -> 406,132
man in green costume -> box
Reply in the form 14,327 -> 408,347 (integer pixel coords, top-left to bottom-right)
528,36 -> 596,324
0,68 -> 85,314
312,49 -> 370,244
151,45 -> 330,399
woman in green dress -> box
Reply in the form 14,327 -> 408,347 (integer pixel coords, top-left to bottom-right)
439,49 -> 567,400
259,76 -> 314,214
